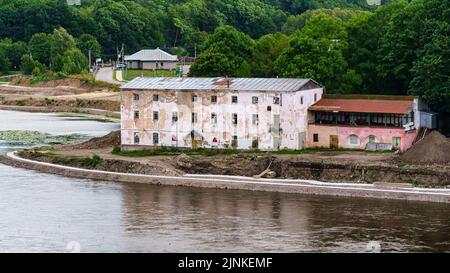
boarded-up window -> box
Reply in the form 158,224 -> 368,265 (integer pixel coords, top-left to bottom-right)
192,95 -> 198,102
273,97 -> 280,105
252,96 -> 259,104
211,113 -> 217,124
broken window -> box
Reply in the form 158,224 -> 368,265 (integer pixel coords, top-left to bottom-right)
134,132 -> 140,144
313,133 -> 319,143
192,112 -> 197,124
133,94 -> 140,101
153,133 -> 159,145
252,96 -> 258,104
273,97 -> 280,105
211,96 -> 217,103
211,113 -> 217,124
232,113 -> 238,125
172,112 -> 178,123
368,135 -> 376,143
153,94 -> 159,102
232,96 -> 238,104
153,111 -> 159,121
134,111 -> 139,120
192,95 -> 198,102
252,114 -> 259,125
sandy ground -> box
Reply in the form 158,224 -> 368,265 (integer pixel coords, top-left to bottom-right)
0,83 -> 120,112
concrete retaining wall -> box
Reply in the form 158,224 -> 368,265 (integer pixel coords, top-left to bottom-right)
1,152 -> 450,203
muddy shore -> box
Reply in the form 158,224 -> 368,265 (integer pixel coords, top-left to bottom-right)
10,131 -> 450,188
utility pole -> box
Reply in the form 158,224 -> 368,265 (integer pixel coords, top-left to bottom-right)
88,48 -> 92,72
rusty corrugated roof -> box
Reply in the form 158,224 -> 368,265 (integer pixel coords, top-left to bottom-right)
309,98 -> 415,114
122,77 -> 317,92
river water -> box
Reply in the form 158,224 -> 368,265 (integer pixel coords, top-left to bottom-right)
0,110 -> 449,253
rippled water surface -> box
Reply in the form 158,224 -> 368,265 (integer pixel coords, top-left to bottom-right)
0,110 -> 449,253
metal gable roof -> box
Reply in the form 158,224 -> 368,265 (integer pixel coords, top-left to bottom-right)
124,48 -> 178,62
121,77 -> 316,92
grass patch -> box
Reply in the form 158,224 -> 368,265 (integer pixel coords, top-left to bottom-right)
111,146 -> 389,157
123,69 -> 177,81
65,154 -> 103,168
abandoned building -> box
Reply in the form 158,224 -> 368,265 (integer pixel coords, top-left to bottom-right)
307,95 -> 437,151
124,48 -> 178,70
121,77 -> 324,150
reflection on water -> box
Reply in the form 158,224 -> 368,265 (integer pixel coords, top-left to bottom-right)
0,110 -> 449,252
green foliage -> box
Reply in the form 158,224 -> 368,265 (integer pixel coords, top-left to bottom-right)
29,33 -> 52,66
20,54 -> 45,76
251,33 -> 289,77
189,25 -> 255,77
61,48 -> 88,75
76,34 -> 101,62
0,49 -> 10,74
275,12 -> 362,92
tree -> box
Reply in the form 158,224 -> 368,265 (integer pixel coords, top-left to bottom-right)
76,34 -> 101,63
251,33 -> 288,77
29,33 -> 52,66
0,50 -> 10,74
0,39 -> 28,71
275,12 -> 361,92
189,52 -> 235,77
189,25 -> 255,77
50,27 -> 76,72
61,48 -> 88,75
20,54 -> 45,75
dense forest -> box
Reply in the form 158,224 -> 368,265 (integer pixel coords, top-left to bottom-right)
0,0 -> 448,132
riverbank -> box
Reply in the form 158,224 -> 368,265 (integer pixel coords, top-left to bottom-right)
1,151 -> 450,203
0,78 -> 120,114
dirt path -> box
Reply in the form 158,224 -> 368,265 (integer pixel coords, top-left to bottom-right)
95,68 -> 122,85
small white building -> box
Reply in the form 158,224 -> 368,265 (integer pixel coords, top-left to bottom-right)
125,48 -> 178,70
121,77 -> 323,151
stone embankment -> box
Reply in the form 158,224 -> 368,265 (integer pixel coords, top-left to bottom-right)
1,151 -> 450,204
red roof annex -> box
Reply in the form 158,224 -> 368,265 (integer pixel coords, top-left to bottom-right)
309,98 -> 414,114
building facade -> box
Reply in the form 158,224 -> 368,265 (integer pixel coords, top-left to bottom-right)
125,48 -> 178,70
307,95 -> 432,152
121,77 -> 323,150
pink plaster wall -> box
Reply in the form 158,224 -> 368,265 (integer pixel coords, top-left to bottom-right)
308,124 -> 418,151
